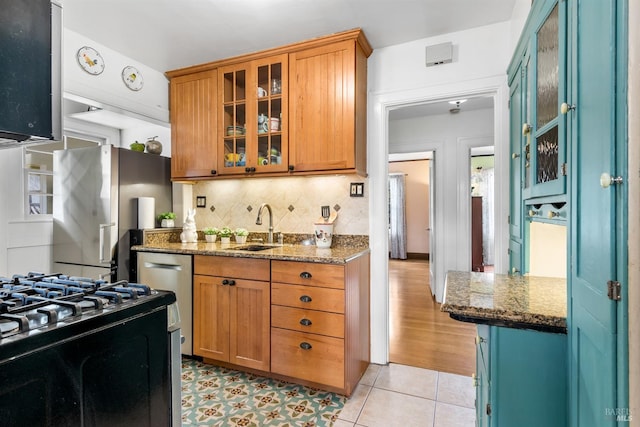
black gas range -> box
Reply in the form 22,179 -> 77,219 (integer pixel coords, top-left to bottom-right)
0,272 -> 177,427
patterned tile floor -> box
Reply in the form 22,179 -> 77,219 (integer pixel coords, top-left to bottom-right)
181,358 -> 346,426
181,359 -> 475,427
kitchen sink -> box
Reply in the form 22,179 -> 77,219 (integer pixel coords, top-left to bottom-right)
228,244 -> 275,251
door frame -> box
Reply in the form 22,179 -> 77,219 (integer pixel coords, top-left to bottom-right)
368,75 -> 509,364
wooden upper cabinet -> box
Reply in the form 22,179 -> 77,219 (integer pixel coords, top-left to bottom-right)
166,29 -> 371,179
169,70 -> 218,179
289,38 -> 369,175
217,54 -> 289,175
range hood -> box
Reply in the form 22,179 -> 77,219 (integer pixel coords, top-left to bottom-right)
0,0 -> 62,150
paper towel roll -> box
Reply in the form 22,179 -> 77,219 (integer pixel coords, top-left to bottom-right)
138,197 -> 155,229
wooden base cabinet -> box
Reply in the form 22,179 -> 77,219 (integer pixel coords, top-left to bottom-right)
270,255 -> 370,396
193,256 -> 270,371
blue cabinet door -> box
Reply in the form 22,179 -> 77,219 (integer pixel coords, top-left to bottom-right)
568,0 -> 626,425
475,325 -> 491,427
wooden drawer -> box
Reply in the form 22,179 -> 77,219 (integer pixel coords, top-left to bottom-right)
271,305 -> 344,338
271,283 -> 344,313
195,255 -> 270,281
271,328 -> 344,389
271,260 -> 344,289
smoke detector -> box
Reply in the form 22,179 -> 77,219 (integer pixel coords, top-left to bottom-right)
448,99 -> 467,114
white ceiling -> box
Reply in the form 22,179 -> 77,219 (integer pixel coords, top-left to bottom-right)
61,0 -> 517,73
61,0 -> 514,124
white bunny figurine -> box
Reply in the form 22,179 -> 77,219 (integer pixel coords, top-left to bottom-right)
180,208 -> 198,243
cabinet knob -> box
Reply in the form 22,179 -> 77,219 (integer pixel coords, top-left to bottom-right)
228,280 -> 236,286
512,153 -> 520,159
600,172 -> 623,188
522,123 -> 532,135
299,318 -> 312,326
547,211 -> 560,219
288,165 -> 294,172
222,279 -> 229,285
245,167 -> 251,173
210,169 -> 217,175
560,102 -> 575,114
299,272 -> 312,279
475,336 -> 485,345
299,342 -> 312,350
299,295 -> 312,303
528,209 -> 540,217
511,267 -> 520,274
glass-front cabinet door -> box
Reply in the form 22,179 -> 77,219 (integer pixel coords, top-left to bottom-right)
219,65 -> 247,174
218,54 -> 287,175
254,55 -> 288,173
523,0 -> 567,200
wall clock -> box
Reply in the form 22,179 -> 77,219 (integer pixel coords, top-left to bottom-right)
122,66 -> 144,91
76,46 -> 105,75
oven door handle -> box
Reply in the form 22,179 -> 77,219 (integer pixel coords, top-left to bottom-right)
99,222 -> 116,263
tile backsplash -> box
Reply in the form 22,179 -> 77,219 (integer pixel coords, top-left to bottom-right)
192,175 -> 369,235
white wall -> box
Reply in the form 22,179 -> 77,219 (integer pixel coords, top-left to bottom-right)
367,20 -> 520,364
64,29 -> 170,123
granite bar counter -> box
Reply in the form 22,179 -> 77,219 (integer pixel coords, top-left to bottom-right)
131,229 -> 369,264
441,271 -> 567,333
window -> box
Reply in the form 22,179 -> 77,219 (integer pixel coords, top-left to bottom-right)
24,136 -> 99,217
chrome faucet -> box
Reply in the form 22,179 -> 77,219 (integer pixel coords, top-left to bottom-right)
255,203 -> 274,244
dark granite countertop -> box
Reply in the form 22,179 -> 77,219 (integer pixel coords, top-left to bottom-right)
441,271 -> 567,333
132,241 -> 369,265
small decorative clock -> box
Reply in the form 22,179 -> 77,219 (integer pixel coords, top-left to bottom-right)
122,65 -> 144,91
76,46 -> 105,75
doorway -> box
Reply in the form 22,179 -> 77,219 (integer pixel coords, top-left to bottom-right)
386,96 -> 496,374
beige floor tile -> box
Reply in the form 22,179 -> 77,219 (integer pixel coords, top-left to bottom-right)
357,388 -> 436,427
374,363 -> 438,400
360,363 -> 382,386
436,372 -> 475,408
338,384 -> 372,422
433,402 -> 476,427
332,420 -> 356,427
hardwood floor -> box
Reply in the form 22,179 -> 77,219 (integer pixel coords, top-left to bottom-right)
388,259 -> 476,377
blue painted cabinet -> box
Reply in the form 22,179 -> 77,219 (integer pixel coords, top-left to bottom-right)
522,0 -> 568,201
475,325 -> 568,427
567,0 -> 627,425
507,0 -> 628,425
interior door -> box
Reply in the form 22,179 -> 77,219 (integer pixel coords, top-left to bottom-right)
428,154 -> 436,296
569,1 -> 624,425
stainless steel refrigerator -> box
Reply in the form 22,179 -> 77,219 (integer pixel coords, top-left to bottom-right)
53,145 -> 171,281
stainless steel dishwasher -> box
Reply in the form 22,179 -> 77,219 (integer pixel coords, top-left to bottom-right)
138,252 -> 193,356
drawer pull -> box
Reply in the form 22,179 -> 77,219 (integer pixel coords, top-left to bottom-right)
228,280 -> 236,286
299,342 -> 312,350
221,279 -> 236,286
299,295 -> 312,303
299,318 -> 312,326
222,279 -> 229,285
300,271 -> 312,279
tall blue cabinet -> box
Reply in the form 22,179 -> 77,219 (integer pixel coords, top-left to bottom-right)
507,0 -> 628,426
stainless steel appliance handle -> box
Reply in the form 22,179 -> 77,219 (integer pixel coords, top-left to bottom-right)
143,262 -> 183,271
99,223 -> 115,263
